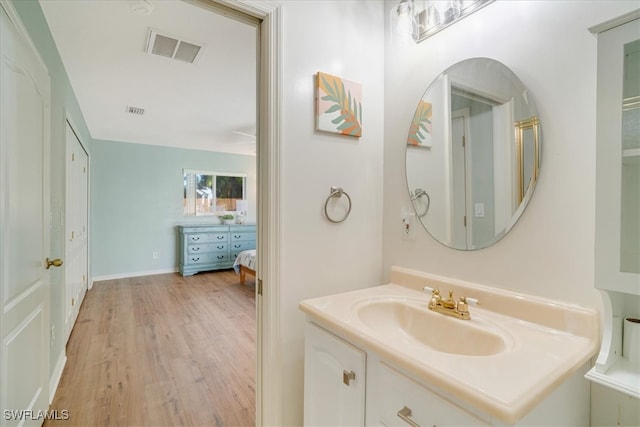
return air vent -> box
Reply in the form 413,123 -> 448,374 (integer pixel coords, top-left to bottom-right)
127,106 -> 145,115
146,29 -> 204,64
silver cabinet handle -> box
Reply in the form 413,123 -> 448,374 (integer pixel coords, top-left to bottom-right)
397,406 -> 420,427
342,370 -> 356,386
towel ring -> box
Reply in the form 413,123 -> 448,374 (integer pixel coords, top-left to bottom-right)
411,188 -> 430,218
324,186 -> 352,223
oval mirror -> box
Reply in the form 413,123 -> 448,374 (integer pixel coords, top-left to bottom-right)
405,58 -> 541,250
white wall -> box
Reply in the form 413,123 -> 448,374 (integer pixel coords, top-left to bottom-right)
383,0 -> 639,425
280,1 -> 385,425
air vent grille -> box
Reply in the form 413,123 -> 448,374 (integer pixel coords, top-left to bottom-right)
146,29 -> 204,64
127,106 -> 145,115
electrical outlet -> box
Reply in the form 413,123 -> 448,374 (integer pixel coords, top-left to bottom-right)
152,251 -> 159,260
402,213 -> 416,241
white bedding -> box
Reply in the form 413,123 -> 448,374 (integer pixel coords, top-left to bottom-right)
233,249 -> 256,273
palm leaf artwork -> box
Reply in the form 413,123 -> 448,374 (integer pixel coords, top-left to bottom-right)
407,100 -> 432,147
317,72 -> 362,137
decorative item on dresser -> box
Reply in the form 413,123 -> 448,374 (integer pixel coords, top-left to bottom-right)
178,224 -> 256,276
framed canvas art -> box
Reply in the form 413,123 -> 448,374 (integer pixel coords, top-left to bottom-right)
316,72 -> 362,137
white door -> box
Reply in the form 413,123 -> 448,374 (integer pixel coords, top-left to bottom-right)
64,121 -> 88,340
0,3 -> 52,426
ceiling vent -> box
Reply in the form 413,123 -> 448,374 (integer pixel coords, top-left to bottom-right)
127,106 -> 145,115
146,29 -> 204,64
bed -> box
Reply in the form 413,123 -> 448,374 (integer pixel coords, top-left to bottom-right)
233,249 -> 256,285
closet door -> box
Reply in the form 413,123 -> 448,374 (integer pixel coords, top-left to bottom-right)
65,120 -> 89,339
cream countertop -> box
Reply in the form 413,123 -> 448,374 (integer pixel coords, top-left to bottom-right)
298,267 -> 599,424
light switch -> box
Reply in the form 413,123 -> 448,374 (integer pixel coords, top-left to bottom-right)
474,203 -> 485,218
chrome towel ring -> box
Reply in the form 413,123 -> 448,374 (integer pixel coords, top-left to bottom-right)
324,186 -> 352,223
411,188 -> 430,218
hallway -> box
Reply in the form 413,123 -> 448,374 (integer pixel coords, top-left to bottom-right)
45,271 -> 256,426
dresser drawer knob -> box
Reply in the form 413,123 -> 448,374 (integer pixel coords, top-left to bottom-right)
191,257 -> 200,262
217,245 -> 224,249
192,236 -> 200,241
192,247 -> 200,251
234,244 -> 241,249
217,255 -> 224,260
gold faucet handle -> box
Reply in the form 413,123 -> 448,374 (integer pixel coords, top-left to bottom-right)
457,296 -> 480,314
461,296 -> 480,306
423,286 -> 438,295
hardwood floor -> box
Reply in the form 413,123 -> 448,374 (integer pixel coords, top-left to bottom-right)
45,270 -> 256,427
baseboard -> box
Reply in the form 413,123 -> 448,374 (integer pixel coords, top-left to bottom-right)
91,268 -> 178,285
49,351 -> 67,404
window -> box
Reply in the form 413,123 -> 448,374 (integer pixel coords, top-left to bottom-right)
183,169 -> 246,216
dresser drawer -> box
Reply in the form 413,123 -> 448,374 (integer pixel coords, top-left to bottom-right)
184,252 -> 229,265
229,241 -> 254,252
187,232 -> 227,244
187,242 -> 227,254
230,231 -> 255,241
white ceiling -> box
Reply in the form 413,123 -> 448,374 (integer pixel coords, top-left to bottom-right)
40,0 -> 257,155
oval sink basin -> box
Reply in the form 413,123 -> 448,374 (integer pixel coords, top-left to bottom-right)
356,300 -> 507,356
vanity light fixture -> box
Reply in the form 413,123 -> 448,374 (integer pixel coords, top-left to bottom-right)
391,0 -> 495,43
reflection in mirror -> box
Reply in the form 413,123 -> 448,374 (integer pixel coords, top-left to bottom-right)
183,169 -> 246,216
621,39 -> 639,273
405,58 -> 541,250
515,117 -> 540,203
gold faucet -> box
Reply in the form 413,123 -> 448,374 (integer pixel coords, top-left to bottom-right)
424,287 -> 478,320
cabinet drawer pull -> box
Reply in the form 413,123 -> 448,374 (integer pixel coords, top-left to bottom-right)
191,257 -> 200,262
234,244 -> 241,249
342,370 -> 356,386
217,245 -> 225,249
217,255 -> 224,260
217,235 -> 224,240
192,247 -> 200,251
397,406 -> 420,427
192,236 -> 200,241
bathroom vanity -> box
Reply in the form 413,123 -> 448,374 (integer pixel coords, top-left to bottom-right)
299,267 -> 599,426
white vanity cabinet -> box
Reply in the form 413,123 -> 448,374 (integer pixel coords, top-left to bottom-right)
586,11 -> 640,401
303,322 -> 366,426
304,319 -> 591,427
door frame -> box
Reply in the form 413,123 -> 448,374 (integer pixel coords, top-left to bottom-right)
204,1 -> 282,425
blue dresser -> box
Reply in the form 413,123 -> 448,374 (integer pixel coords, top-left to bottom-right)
178,224 -> 256,276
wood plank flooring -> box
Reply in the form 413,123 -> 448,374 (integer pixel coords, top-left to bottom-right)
45,270 -> 256,427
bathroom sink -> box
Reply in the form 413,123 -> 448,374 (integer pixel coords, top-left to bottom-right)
355,299 -> 507,356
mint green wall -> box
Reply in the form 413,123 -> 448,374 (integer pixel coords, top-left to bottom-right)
12,0 -> 93,379
91,139 -> 256,278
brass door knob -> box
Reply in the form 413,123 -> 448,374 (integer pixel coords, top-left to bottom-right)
46,258 -> 63,269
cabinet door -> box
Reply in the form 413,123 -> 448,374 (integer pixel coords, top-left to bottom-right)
595,17 -> 640,294
304,322 -> 366,426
